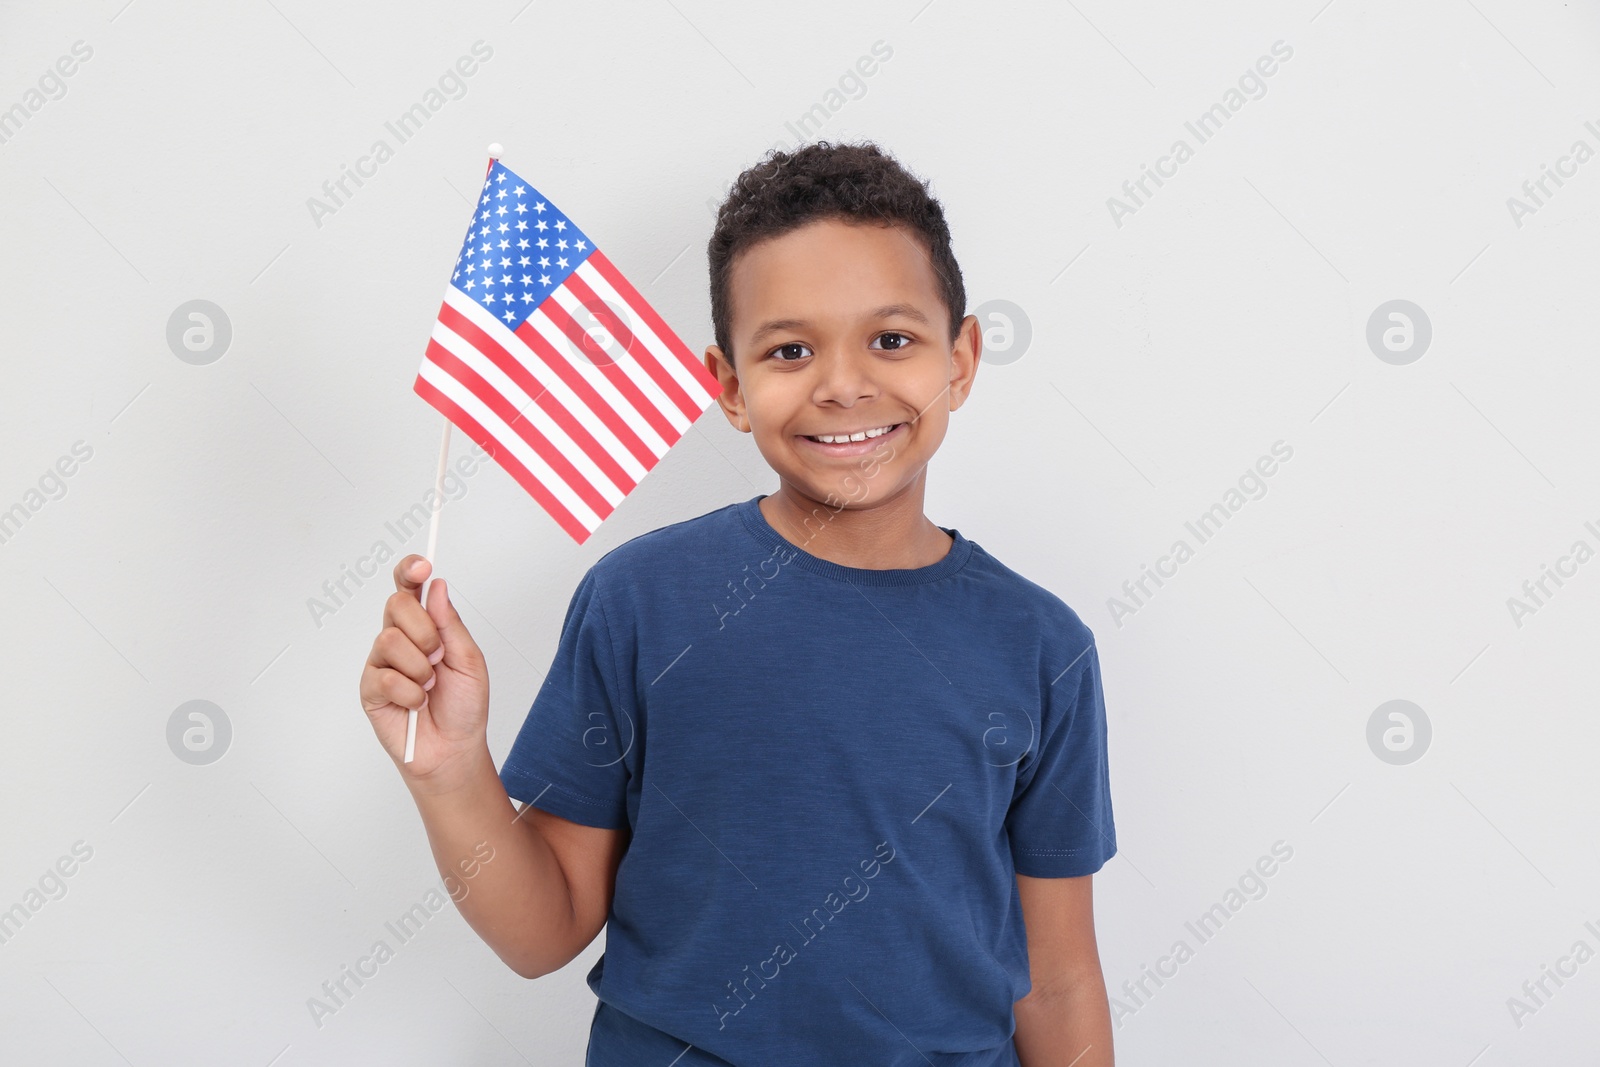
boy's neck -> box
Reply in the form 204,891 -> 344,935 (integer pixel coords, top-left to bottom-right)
758,482 -> 954,571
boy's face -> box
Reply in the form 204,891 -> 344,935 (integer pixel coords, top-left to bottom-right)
705,217 -> 980,513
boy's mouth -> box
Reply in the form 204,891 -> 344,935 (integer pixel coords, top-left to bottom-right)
797,422 -> 906,456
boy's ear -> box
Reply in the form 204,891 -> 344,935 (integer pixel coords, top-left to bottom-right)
705,345 -> 750,432
947,314 -> 981,413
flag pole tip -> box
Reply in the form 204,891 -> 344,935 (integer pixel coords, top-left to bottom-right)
487,142 -> 504,159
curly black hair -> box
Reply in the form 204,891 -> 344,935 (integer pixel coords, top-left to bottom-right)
706,140 -> 966,367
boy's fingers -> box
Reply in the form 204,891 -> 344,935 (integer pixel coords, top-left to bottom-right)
394,555 -> 430,600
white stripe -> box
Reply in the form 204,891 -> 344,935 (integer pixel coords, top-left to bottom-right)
418,358 -> 603,532
547,283 -> 692,439
515,294 -> 674,456
575,260 -> 715,406
443,287 -> 658,476
429,320 -> 626,507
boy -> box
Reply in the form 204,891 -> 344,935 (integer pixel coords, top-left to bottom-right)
359,141 -> 1117,1065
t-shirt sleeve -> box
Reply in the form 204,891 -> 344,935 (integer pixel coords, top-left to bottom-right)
497,567 -> 633,830
1005,636 -> 1117,878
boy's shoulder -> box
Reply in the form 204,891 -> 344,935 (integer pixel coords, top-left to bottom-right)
964,536 -> 1097,651
585,496 -> 746,585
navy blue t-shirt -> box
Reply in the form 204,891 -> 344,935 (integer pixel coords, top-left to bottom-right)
498,495 -> 1117,1067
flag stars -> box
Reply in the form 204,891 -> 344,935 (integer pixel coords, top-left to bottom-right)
516,220 -> 528,231
555,220 -> 567,232
557,257 -> 569,268
520,274 -> 533,285
497,188 -> 508,199
503,309 -> 516,322
496,205 -> 508,217
520,291 -> 534,303
534,201 -> 546,213
537,238 -> 548,249
500,257 -> 511,267
557,239 -> 568,251
518,255 -> 530,266
515,202 -> 528,214
539,256 -> 550,267
575,240 -> 587,252
535,220 -> 548,232
500,273 -> 512,285
498,222 -> 509,233
514,185 -> 526,197
496,171 -> 507,183
517,238 -> 530,249
540,274 -> 552,285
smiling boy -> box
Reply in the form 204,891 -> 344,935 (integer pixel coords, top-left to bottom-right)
360,140 -> 1117,1066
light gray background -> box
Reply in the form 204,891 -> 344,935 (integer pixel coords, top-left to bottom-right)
2,0 -> 1597,1063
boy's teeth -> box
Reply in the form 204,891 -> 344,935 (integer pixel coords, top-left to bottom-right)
811,424 -> 895,444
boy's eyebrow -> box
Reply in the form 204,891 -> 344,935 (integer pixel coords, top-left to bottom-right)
749,303 -> 932,344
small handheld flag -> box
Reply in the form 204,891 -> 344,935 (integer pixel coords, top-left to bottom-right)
403,145 -> 721,762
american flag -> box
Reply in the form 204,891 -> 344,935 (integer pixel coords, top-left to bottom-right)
414,158 -> 721,543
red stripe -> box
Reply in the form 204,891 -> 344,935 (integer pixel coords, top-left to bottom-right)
587,250 -> 720,396
437,302 -> 638,496
564,271 -> 702,423
412,373 -> 597,544
540,297 -> 679,448
507,318 -> 660,472
423,339 -> 615,524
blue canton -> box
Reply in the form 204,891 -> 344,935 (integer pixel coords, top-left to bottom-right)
449,161 -> 595,329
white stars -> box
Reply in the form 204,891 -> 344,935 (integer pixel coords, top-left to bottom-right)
496,205 -> 508,217
557,239 -> 568,251
503,309 -> 517,322
535,220 -> 548,232
540,274 -> 552,286
500,273 -> 512,285
480,258 -> 492,272
520,291 -> 534,304
516,238 -> 530,249
575,239 -> 587,252
538,256 -> 550,268
515,202 -> 527,214
499,257 -> 511,267
537,238 -> 549,249
483,290 -> 495,303
496,187 -> 508,200
479,241 -> 491,253
520,274 -> 533,286
478,209 -> 489,222
557,257 -> 569,269
478,226 -> 490,238
497,223 -> 509,235
555,220 -> 567,232
464,279 -> 476,290
518,255 -> 531,266
534,201 -> 546,213
495,171 -> 507,183
515,219 -> 528,232
514,185 -> 526,197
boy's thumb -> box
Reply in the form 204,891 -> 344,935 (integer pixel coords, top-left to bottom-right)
423,579 -> 475,660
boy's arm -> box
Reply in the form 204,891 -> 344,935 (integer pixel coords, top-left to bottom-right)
408,746 -> 628,980
1012,873 -> 1114,1067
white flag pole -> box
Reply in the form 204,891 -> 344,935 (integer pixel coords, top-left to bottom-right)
406,417 -> 453,764
406,143 -> 501,766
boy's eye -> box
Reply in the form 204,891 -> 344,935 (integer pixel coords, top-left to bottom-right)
870,331 -> 912,351
769,342 -> 812,362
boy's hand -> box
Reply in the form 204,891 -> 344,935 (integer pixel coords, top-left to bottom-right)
359,555 -> 490,790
